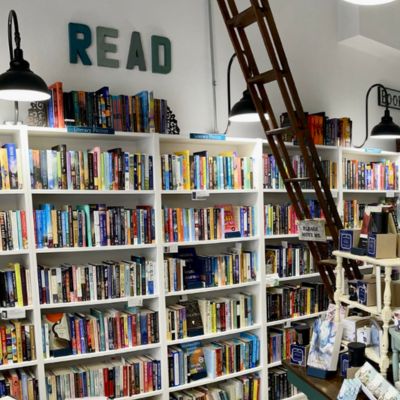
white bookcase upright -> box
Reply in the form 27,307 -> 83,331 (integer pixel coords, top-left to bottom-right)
0,125 -> 398,400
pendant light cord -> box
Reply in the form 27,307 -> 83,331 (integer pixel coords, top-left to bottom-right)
8,10 -> 20,60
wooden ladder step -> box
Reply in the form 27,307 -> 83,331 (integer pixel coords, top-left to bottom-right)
266,126 -> 292,136
284,177 -> 311,183
318,259 -> 337,267
247,69 -> 280,85
227,6 -> 258,28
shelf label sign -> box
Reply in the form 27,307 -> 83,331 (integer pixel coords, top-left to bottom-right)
298,219 -> 326,242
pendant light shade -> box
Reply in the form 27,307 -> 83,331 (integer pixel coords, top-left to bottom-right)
343,0 -> 396,4
370,108 -> 400,139
0,10 -> 50,102
229,90 -> 261,123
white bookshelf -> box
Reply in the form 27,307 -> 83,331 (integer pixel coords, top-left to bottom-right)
0,125 -> 397,399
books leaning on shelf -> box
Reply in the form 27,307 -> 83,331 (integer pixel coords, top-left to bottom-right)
265,243 -> 315,278
0,263 -> 32,307
264,200 -> 322,236
168,333 -> 259,387
33,204 -> 155,249
263,153 -> 337,190
0,369 -> 38,400
342,158 -> 398,190
170,374 -> 261,400
161,150 -> 254,190
38,256 -> 155,305
268,367 -> 299,400
268,327 -> 297,364
0,321 -> 36,364
164,248 -> 257,293
45,81 -> 170,134
266,283 -> 329,322
343,200 -> 366,229
46,355 -> 161,398
0,210 -> 28,251
30,145 -> 153,190
162,205 -> 256,243
0,143 -> 22,190
167,294 -> 254,340
41,307 -> 159,358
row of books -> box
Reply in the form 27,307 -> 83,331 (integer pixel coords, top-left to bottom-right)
162,205 -> 256,243
33,204 -> 155,249
47,82 -> 169,134
42,308 -> 159,358
266,283 -> 329,322
30,146 -> 154,191
0,321 -> 36,364
170,374 -> 260,400
45,355 -> 162,399
0,263 -> 31,307
263,154 -> 337,190
280,112 -> 352,147
265,244 -> 315,278
343,200 -> 366,229
342,159 -> 398,190
167,294 -> 254,340
0,143 -> 21,190
0,210 -> 28,251
0,369 -> 38,400
268,327 -> 296,363
37,257 -> 155,305
168,334 -> 259,387
164,248 -> 257,293
268,367 -> 299,400
264,201 -> 323,236
161,151 -> 254,191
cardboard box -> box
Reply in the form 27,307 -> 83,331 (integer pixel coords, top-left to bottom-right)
357,275 -> 383,306
339,229 -> 361,252
390,281 -> 400,307
342,316 -> 370,341
367,233 -> 397,259
397,233 -> 400,258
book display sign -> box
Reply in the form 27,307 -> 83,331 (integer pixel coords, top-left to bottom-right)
298,219 -> 326,242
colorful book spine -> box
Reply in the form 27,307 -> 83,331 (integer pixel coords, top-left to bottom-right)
0,211 -> 28,251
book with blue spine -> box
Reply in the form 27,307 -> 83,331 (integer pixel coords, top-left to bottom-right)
35,210 -> 43,248
2,143 -> 18,189
190,132 -> 226,140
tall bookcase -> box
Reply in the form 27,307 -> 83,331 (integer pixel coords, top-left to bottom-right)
0,125 -> 397,400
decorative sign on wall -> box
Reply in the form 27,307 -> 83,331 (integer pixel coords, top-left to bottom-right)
68,23 -> 172,74
377,86 -> 400,111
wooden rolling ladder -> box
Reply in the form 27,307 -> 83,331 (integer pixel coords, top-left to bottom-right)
217,0 -> 362,300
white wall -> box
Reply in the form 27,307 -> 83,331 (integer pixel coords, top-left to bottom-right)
1,0 -> 400,149
0,0 -> 214,134
212,0 -> 400,149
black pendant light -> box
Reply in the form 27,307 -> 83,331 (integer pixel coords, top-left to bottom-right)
0,10 -> 50,102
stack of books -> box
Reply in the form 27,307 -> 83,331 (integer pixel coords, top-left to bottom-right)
0,143 -> 22,190
343,200 -> 366,229
342,158 -> 398,190
46,81 -> 170,134
162,205 -> 256,242
0,210 -> 28,251
0,321 -> 36,364
38,257 -> 155,305
161,150 -> 254,190
170,374 -> 261,400
45,355 -> 161,398
33,204 -> 155,248
30,145 -> 153,190
0,262 -> 31,307
165,249 -> 257,293
42,308 -> 158,358
266,283 -> 329,321
265,244 -> 314,277
0,369 -> 38,399
268,367 -> 299,400
267,327 -> 296,363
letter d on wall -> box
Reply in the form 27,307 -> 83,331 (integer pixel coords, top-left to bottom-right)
151,35 -> 171,74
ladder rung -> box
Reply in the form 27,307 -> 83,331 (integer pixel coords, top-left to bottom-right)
284,177 -> 310,183
227,6 -> 257,28
318,259 -> 337,267
247,69 -> 278,84
266,126 -> 292,136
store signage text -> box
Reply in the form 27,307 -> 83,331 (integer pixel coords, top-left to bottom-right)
378,86 -> 400,111
68,22 -> 172,74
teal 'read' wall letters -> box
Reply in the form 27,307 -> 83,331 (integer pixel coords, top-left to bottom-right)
69,22 -> 172,74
